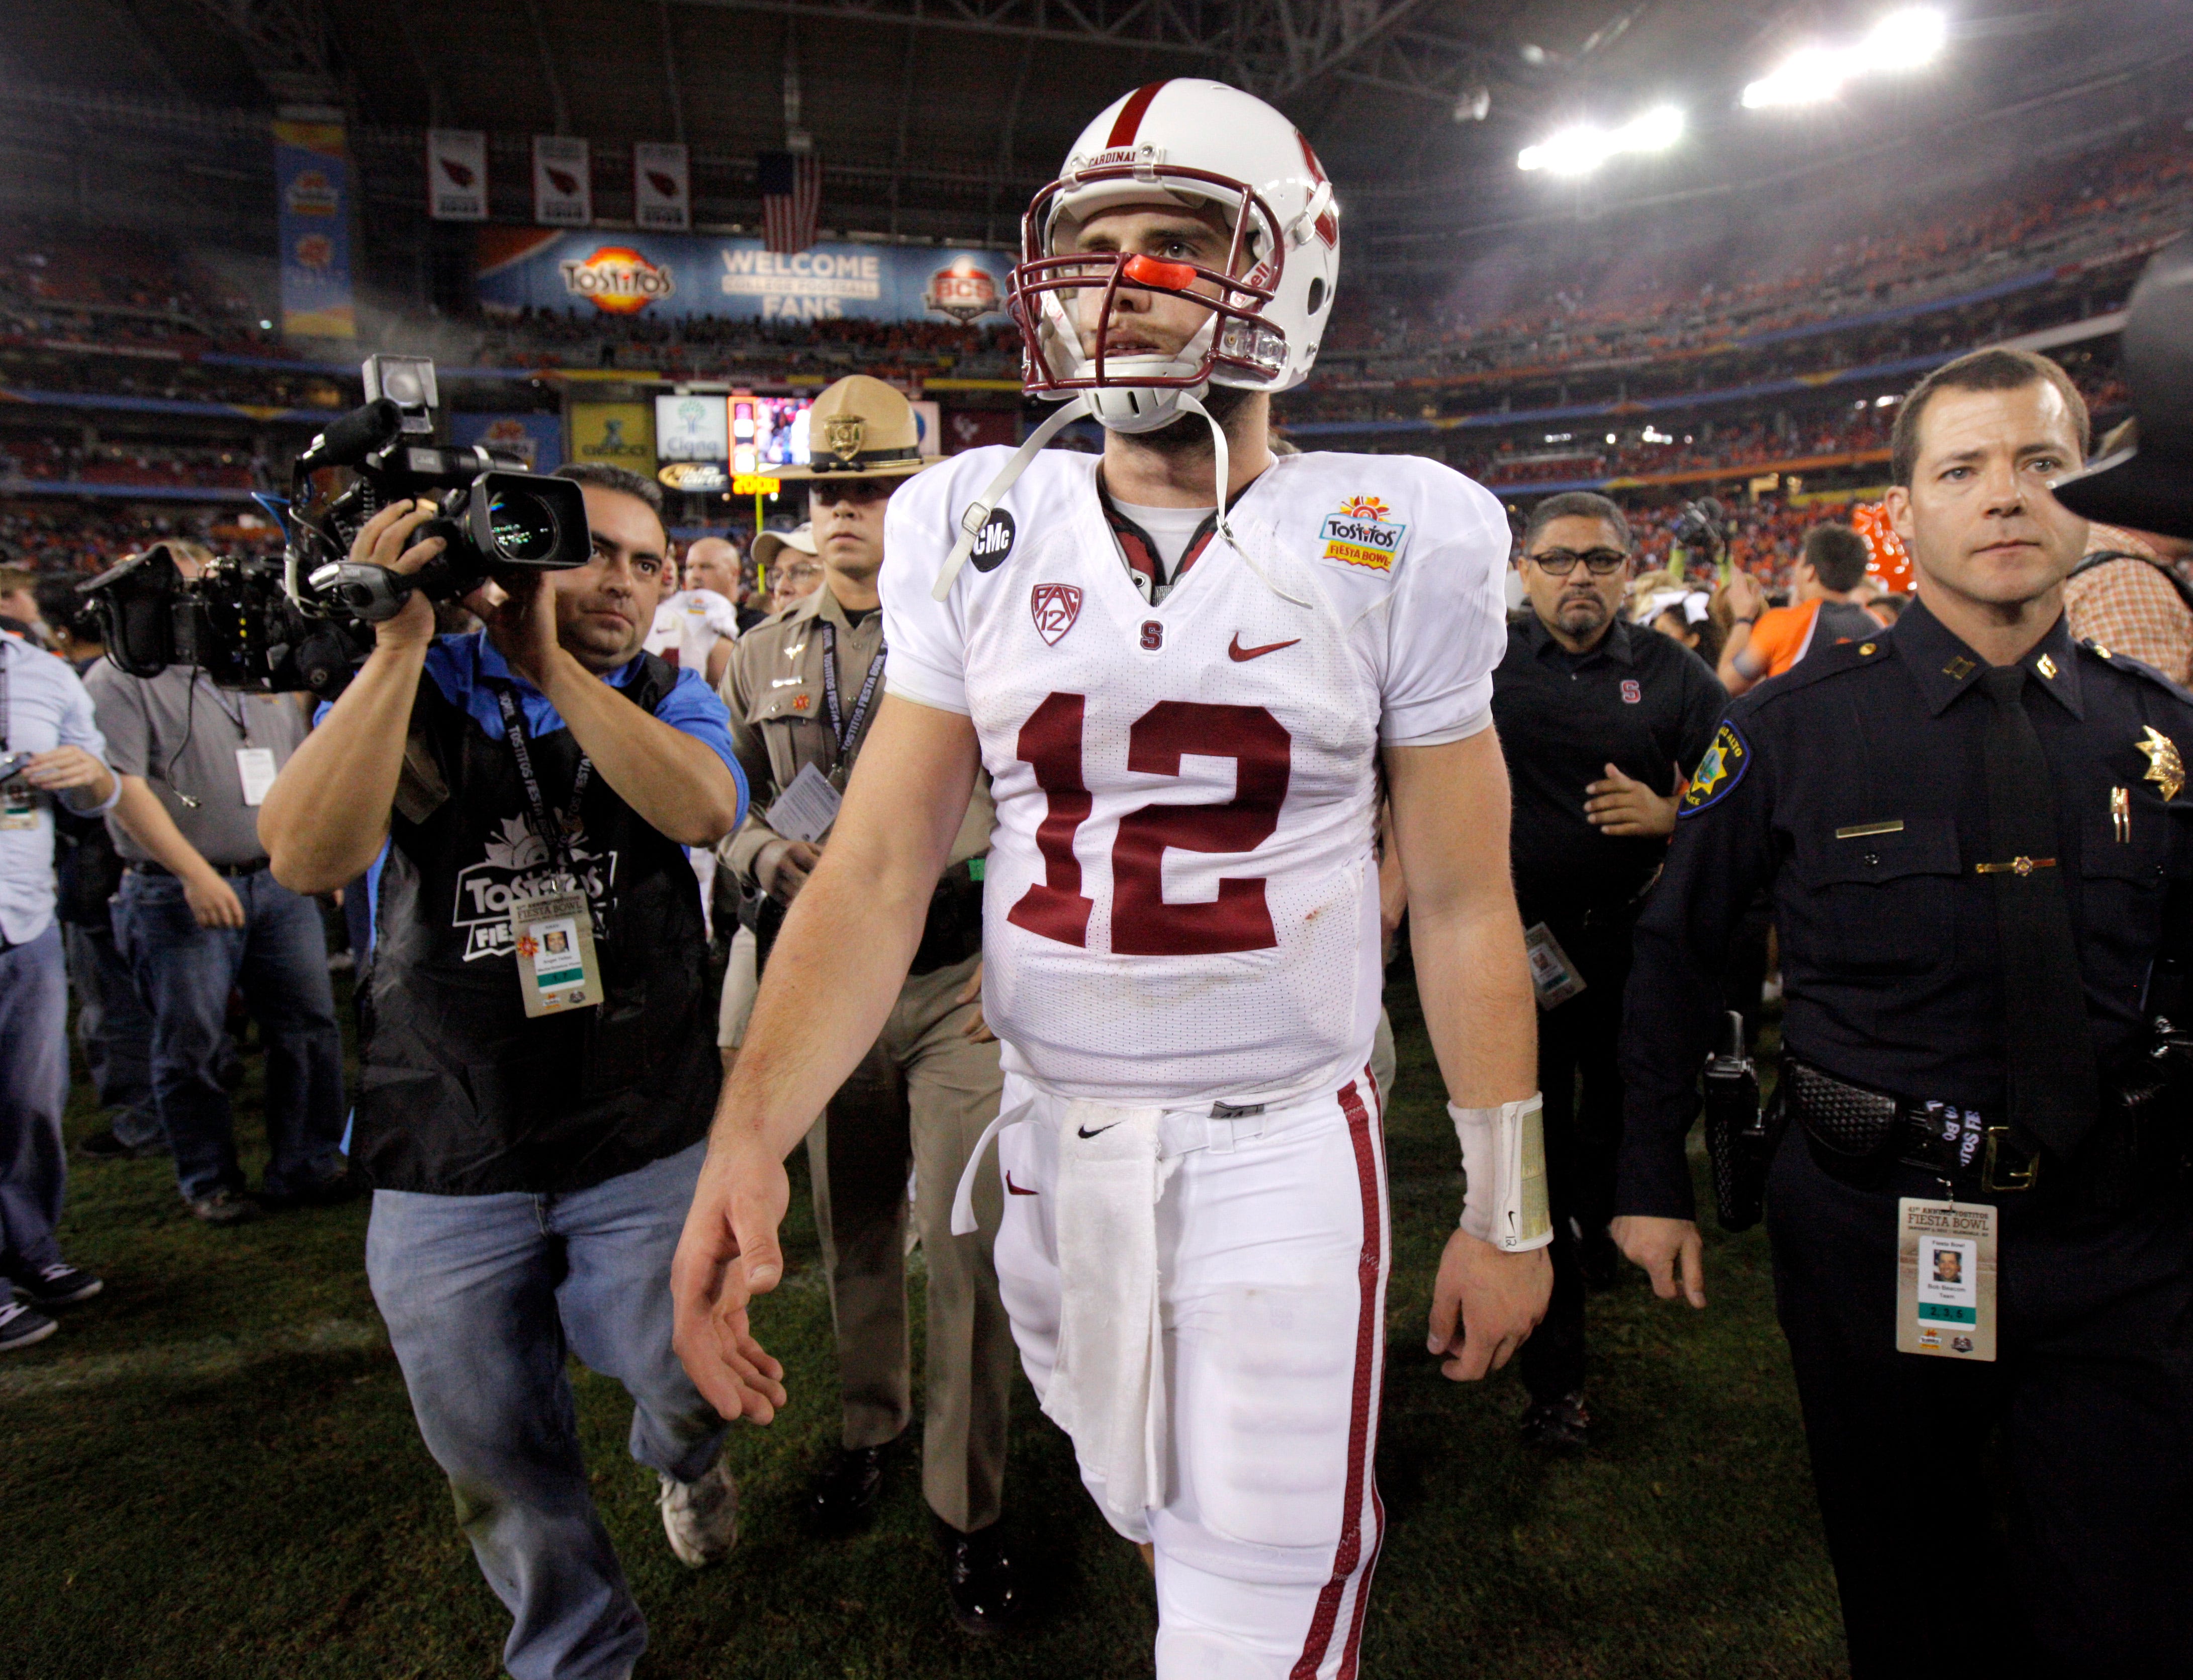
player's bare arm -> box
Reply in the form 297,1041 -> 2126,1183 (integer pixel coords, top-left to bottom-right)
671,692 -> 981,1423
1386,725 -> 1555,1380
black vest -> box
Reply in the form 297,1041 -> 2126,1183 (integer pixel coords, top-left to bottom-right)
352,654 -> 716,1194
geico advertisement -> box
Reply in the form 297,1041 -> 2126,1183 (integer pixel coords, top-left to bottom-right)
474,228 -> 1012,325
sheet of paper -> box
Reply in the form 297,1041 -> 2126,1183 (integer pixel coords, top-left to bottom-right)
235,747 -> 279,807
765,761 -> 844,845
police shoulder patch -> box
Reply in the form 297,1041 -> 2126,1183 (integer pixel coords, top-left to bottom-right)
1681,720 -> 1750,816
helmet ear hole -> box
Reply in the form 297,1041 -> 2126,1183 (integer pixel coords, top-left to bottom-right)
1306,277 -> 1326,315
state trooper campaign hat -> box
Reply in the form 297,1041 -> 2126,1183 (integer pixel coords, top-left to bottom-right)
779,374 -> 933,481
2053,236 -> 2193,540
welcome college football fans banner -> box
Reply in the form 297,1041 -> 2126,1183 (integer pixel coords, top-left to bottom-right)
272,118 -> 355,339
473,228 -> 1012,326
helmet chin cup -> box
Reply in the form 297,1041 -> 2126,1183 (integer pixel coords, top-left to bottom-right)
1087,379 -> 1204,434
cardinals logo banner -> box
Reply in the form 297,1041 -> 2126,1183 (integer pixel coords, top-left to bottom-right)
633,141 -> 690,232
533,136 -> 592,227
427,130 -> 488,221
272,118 -> 355,340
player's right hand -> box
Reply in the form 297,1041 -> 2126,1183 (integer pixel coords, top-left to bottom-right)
347,498 -> 445,651
1611,1214 -> 1706,1309
671,1132 -> 792,1424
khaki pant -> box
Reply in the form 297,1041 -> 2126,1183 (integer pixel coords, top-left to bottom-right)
806,951 -> 1012,1533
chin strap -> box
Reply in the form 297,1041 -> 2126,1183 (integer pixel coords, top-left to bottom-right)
1175,390 -> 1312,610
931,397 -> 1092,601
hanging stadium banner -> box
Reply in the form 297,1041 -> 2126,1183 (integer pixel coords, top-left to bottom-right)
449,411 -> 562,472
568,400 -> 656,474
474,228 -> 1012,326
633,142 -> 691,232
533,136 -> 592,227
427,129 -> 488,221
272,118 -> 356,340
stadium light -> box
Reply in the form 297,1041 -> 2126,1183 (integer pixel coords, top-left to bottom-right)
1742,7 -> 1947,110
1517,105 -> 1684,174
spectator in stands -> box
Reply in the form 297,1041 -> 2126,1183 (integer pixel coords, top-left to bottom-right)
1718,523 -> 1888,695
255,465 -> 748,1680
0,616 -> 118,1350
1492,491 -> 1728,1449
33,577 -> 161,1162
84,543 -> 351,1226
2062,421 -> 2193,683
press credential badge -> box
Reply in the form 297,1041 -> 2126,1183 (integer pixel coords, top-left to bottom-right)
510,889 -> 603,1017
1523,922 -> 1587,1010
1896,1198 -> 1997,1361
235,748 -> 279,806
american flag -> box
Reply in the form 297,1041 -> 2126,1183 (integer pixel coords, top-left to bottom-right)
758,151 -> 822,254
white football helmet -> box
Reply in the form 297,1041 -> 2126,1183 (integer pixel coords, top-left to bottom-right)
1010,78 -> 1342,433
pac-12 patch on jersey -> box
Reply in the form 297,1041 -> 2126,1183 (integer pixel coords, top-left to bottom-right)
1319,496 -> 1409,572
1681,721 -> 1749,815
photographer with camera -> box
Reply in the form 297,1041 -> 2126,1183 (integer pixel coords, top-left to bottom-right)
257,461 -> 748,1680
0,615 -> 118,1350
84,542 -> 351,1227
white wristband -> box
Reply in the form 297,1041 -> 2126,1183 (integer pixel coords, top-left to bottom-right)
1450,1095 -> 1554,1252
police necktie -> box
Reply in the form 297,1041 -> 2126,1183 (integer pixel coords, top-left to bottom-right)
1978,664 -> 2099,1155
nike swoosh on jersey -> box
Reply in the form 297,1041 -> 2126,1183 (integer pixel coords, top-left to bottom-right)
1228,634 -> 1301,662
1075,1122 -> 1123,1139
1005,1172 -> 1038,1196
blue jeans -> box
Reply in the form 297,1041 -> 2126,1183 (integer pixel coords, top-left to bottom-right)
113,868 -> 346,1202
63,919 -> 161,1150
366,1143 -> 727,1680
0,924 -> 70,1270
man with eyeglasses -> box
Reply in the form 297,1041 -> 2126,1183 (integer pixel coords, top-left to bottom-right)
714,376 -> 1018,1630
1488,491 -> 1727,1448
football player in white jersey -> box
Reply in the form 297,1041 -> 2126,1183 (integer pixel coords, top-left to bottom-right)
674,78 -> 1552,1677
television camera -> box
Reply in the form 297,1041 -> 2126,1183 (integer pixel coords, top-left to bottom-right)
80,355 -> 591,697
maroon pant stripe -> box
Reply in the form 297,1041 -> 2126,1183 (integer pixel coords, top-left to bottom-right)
1290,1077 -> 1385,1679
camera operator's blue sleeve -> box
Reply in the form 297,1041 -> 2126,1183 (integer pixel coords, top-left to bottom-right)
654,667 -> 747,823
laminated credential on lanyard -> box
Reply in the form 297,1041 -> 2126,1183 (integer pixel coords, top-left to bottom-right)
1896,1197 -> 1998,1361
493,685 -> 605,1016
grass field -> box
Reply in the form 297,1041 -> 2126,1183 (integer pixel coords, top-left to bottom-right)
3,977 -> 1845,1679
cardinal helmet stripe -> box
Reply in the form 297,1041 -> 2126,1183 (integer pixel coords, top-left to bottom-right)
1107,81 -> 1169,148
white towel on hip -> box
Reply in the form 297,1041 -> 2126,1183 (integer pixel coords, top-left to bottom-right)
1044,1099 -> 1169,1529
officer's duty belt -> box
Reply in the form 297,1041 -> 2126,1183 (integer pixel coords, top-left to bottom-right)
1782,1058 -> 2040,1193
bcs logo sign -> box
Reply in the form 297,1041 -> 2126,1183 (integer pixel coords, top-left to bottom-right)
924,257 -> 1002,324
1319,495 -> 1409,572
559,246 -> 676,315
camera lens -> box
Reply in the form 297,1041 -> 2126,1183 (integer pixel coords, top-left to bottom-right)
486,489 -> 561,562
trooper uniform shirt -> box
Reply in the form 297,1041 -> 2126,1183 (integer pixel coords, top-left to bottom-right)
883,444 -> 1511,1107
720,582 -> 994,887
1618,596 -> 2193,1217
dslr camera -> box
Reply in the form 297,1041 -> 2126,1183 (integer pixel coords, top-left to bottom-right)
1670,495 -> 1728,560
81,354 -> 591,696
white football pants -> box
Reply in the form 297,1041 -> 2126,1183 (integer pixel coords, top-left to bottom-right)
992,1067 -> 1390,1680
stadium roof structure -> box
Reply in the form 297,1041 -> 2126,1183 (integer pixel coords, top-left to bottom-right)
3,0 -> 2190,258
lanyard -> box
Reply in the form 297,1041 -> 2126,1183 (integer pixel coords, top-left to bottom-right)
818,620 -> 888,758
491,685 -> 593,885
0,649 -> 10,753
196,674 -> 250,744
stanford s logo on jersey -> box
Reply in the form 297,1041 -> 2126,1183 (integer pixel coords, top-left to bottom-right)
971,508 -> 1017,572
1031,584 -> 1083,646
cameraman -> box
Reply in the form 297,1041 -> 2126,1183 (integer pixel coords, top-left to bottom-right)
258,463 -> 748,1680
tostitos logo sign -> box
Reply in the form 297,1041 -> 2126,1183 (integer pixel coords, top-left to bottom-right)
1319,496 -> 1409,572
559,246 -> 676,314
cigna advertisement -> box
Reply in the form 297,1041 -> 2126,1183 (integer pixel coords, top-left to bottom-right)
475,229 -> 1012,326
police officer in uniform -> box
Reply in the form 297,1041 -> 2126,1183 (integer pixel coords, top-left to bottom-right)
718,375 -> 1018,1629
1615,344 -> 2193,1676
